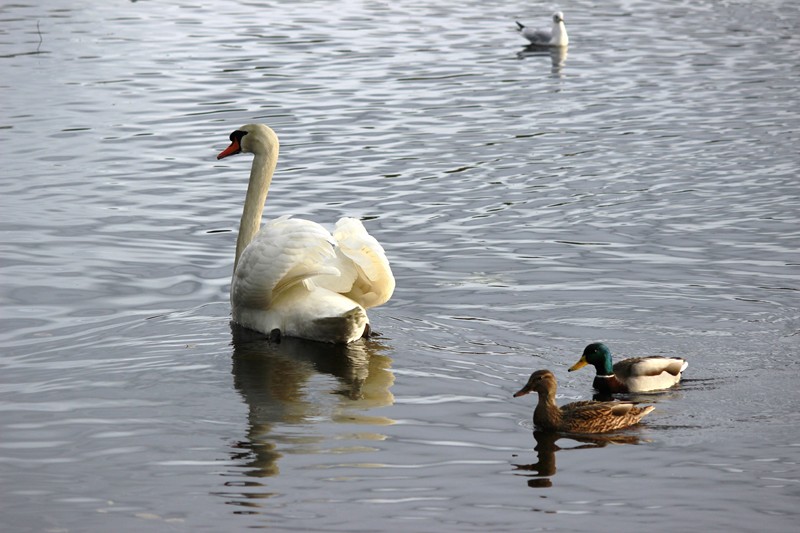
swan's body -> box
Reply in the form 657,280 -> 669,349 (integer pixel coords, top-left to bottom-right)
514,370 -> 654,433
569,343 -> 688,394
516,12 -> 569,47
217,124 -> 395,344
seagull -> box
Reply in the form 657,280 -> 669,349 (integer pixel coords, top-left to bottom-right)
516,11 -> 569,47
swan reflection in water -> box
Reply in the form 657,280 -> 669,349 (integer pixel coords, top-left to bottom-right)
516,45 -> 568,74
225,324 -> 395,488
513,430 -> 644,488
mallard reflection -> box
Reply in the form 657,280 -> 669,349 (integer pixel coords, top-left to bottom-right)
229,324 -> 395,480
592,384 -> 692,403
513,430 -> 644,488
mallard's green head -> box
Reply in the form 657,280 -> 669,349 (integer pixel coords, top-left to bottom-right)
568,342 -> 614,375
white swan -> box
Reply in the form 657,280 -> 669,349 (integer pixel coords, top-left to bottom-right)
516,12 -> 569,47
216,124 -> 395,344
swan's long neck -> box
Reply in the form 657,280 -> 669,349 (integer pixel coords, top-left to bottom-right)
234,147 -> 278,271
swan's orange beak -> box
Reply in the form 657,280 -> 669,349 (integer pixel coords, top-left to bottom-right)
217,139 -> 242,160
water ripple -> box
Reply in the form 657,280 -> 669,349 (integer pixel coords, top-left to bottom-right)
1,0 -> 799,531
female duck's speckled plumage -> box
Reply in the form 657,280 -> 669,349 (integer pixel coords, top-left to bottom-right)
569,342 -> 688,394
514,369 -> 654,433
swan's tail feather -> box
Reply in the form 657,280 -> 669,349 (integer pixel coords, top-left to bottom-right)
312,307 -> 368,344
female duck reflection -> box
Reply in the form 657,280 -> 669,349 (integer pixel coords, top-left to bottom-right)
513,430 -> 644,488
228,324 -> 395,479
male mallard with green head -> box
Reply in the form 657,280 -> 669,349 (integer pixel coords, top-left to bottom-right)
568,342 -> 688,394
513,369 -> 654,433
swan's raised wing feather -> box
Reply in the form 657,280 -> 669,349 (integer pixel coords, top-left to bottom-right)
330,217 -> 395,309
231,216 -> 339,309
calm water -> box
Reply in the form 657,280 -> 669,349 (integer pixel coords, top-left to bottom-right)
1,0 -> 799,531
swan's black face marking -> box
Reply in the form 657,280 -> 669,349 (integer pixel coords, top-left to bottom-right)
230,129 -> 248,143
226,129 -> 248,155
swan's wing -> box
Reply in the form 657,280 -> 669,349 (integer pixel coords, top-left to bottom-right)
231,216 -> 340,309
329,217 -> 395,309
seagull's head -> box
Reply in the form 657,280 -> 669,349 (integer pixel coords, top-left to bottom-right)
553,12 -> 565,24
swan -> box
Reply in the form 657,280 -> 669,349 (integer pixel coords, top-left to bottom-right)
216,124 -> 395,344
516,12 -> 569,47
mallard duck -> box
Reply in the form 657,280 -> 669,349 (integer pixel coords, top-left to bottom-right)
568,342 -> 688,394
513,369 -> 654,433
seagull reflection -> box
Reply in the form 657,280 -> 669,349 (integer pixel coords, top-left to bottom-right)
516,45 -> 568,72
228,324 -> 395,481
513,430 -> 644,488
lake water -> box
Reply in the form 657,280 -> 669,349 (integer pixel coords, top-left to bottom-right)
1,0 -> 799,531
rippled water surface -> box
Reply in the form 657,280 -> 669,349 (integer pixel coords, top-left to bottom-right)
2,0 -> 799,531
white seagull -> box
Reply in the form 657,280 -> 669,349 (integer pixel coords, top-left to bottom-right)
516,11 -> 569,47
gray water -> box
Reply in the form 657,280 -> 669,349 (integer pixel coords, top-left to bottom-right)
1,0 -> 799,531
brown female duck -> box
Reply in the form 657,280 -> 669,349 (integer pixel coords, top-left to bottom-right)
513,369 -> 654,433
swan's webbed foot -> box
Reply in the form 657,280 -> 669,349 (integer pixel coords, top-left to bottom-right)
361,324 -> 384,339
269,328 -> 282,343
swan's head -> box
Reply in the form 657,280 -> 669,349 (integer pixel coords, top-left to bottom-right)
553,12 -> 565,24
513,369 -> 557,398
217,123 -> 279,160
